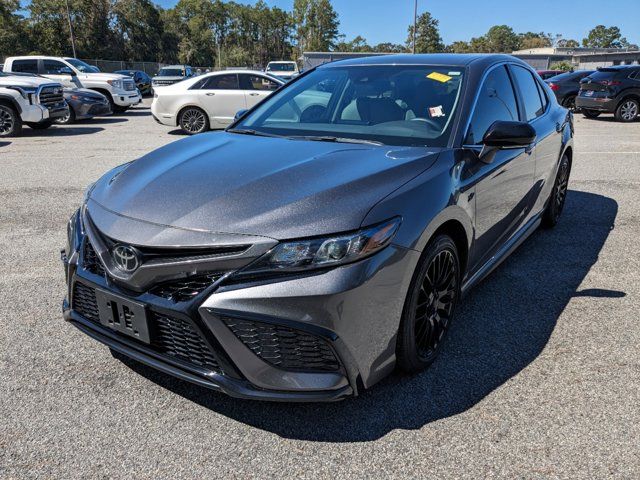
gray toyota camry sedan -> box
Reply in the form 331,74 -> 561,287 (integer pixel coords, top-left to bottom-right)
62,54 -> 573,401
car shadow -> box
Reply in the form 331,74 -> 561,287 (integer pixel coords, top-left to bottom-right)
0,141 -> 10,147
115,189 -> 619,442
21,126 -> 104,137
79,117 -> 128,125
113,109 -> 150,117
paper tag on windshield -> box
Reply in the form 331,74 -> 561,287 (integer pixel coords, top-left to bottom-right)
429,105 -> 445,118
427,72 -> 452,83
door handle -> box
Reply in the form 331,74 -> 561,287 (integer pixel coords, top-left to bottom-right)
206,93 -> 215,96
249,93 -> 260,96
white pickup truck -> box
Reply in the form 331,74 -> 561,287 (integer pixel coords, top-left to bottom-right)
0,72 -> 68,137
3,56 -> 141,112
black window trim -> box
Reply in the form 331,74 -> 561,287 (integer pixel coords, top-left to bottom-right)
189,73 -> 240,91
462,62 -> 523,148
239,73 -> 280,91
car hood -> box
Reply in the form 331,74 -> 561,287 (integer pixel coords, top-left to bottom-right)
88,132 -> 441,241
78,72 -> 127,82
0,75 -> 59,88
64,87 -> 106,98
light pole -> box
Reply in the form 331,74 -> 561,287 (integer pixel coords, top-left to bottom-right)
65,0 -> 77,58
412,0 -> 418,54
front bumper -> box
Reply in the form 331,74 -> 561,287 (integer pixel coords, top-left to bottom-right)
61,225 -> 419,401
112,90 -> 142,107
74,101 -> 112,119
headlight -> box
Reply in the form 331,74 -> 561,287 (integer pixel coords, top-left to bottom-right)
237,217 -> 401,276
7,86 -> 37,103
70,94 -> 97,102
107,79 -> 124,89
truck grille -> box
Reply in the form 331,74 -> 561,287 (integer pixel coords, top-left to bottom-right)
123,79 -> 136,91
72,281 -> 222,373
38,85 -> 64,109
222,317 -> 340,372
153,80 -> 177,86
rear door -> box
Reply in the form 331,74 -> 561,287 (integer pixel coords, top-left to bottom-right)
197,74 -> 245,127
465,64 -> 536,272
239,74 -> 280,109
510,64 -> 562,220
9,59 -> 39,75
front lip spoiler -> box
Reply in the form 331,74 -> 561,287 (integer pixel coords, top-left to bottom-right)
62,303 -> 353,402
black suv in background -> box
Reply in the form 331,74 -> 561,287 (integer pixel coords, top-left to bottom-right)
545,70 -> 595,111
114,70 -> 152,96
576,65 -> 640,121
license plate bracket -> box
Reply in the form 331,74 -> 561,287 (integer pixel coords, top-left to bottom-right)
95,289 -> 151,344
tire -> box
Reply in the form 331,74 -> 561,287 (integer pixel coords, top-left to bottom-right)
54,108 -> 76,125
26,120 -> 53,130
0,104 -> 22,137
562,95 -> 577,112
582,109 -> 601,119
542,154 -> 570,228
179,107 -> 209,135
614,98 -> 639,122
397,234 -> 461,372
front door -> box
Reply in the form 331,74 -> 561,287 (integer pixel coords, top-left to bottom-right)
239,73 -> 280,110
198,73 -> 246,127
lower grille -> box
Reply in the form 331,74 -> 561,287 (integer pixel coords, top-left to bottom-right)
222,317 -> 340,372
72,282 -> 100,322
152,313 -> 220,372
71,281 -> 221,373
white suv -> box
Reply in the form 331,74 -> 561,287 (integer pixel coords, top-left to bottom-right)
0,72 -> 68,137
3,56 -> 141,112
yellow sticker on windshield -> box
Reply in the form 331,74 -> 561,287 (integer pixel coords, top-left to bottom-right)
426,72 -> 452,83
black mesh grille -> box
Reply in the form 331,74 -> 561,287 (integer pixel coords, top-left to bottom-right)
72,282 -> 100,322
222,317 -> 340,372
149,273 -> 223,302
151,312 -> 220,372
71,281 -> 221,373
38,85 -> 64,108
83,240 -> 105,277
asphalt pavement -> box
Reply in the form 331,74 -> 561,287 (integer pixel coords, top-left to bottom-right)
1,101 -> 639,479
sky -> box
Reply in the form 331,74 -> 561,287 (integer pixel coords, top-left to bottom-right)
155,0 -> 639,47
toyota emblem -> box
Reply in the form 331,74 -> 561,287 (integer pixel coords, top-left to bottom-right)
112,244 -> 141,273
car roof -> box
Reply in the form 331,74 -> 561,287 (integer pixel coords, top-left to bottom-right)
319,53 -> 526,70
204,69 -> 283,80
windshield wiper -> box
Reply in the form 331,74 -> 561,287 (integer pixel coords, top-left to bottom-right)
290,135 -> 384,146
226,128 -> 282,138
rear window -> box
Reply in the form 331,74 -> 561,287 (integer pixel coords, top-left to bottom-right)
12,59 -> 38,74
590,69 -> 627,80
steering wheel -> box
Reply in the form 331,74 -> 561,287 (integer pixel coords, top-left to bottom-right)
410,117 -> 441,130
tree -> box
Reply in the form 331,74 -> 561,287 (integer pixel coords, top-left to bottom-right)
371,42 -> 406,53
112,0 -> 164,62
406,11 -> 444,53
519,32 -> 553,49
334,35 -> 370,52
0,0 -> 30,58
549,61 -> 573,72
582,25 -> 630,48
293,0 -> 339,54
446,40 -> 472,53
556,38 -> 580,48
483,25 -> 521,52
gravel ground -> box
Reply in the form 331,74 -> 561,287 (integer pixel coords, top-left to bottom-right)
1,101 -> 639,479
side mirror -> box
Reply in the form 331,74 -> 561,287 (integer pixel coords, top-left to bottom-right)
479,121 -> 536,163
234,109 -> 248,121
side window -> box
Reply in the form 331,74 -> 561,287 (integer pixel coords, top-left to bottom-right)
201,74 -> 239,90
465,65 -> 519,145
511,65 -> 545,121
12,59 -> 38,74
239,74 -> 279,91
43,60 -> 71,74
535,80 -> 549,109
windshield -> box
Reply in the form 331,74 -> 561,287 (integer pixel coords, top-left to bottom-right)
158,68 -> 184,77
64,58 -> 94,73
267,63 -> 296,72
236,65 -> 464,147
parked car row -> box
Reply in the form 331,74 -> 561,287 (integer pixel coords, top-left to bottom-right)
543,65 -> 640,122
0,55 -> 145,137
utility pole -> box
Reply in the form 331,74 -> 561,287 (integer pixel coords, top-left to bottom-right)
65,0 -> 77,58
412,0 -> 418,54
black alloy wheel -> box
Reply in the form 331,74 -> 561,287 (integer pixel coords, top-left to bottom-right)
54,107 -> 76,125
179,107 -> 209,135
397,235 -> 460,372
0,104 -> 21,137
542,154 -> 570,228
